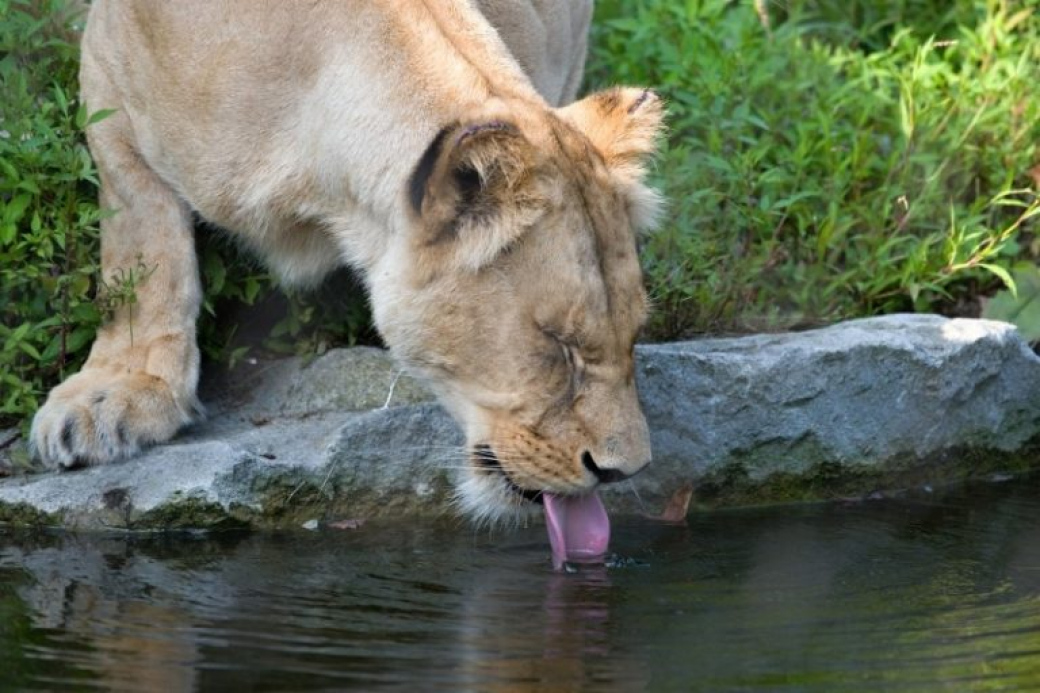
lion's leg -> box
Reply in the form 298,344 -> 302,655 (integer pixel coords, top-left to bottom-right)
31,110 -> 202,469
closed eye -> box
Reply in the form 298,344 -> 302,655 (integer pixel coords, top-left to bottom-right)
556,340 -> 585,397
538,326 -> 586,398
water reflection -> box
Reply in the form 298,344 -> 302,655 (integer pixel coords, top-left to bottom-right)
455,559 -> 649,691
2,534 -> 230,691
2,475 -> 1040,690
1,529 -> 645,691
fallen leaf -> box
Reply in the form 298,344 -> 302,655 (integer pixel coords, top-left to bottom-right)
328,518 -> 365,530
644,482 -> 694,523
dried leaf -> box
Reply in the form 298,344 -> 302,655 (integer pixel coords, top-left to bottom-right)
644,482 -> 694,523
328,519 -> 365,530
1029,165 -> 1040,191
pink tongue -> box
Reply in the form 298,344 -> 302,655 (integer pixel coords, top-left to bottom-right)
543,492 -> 610,569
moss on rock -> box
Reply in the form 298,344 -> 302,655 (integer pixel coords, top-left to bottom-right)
693,443 -> 1040,508
0,501 -> 62,528
135,495 -> 250,531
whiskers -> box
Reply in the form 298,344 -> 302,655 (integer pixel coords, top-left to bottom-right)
411,444 -> 476,473
452,471 -> 539,531
450,441 -> 545,530
626,479 -> 649,514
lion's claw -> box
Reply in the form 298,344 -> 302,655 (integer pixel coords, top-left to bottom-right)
30,370 -> 197,470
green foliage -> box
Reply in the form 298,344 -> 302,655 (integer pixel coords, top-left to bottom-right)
194,233 -> 377,368
94,254 -> 156,345
588,0 -> 1040,337
983,257 -> 1040,343
0,0 -> 102,428
762,0 -> 985,51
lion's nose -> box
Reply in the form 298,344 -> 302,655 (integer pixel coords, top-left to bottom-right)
582,451 -> 632,484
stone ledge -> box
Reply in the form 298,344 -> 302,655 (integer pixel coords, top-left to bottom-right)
2,314 -> 1039,529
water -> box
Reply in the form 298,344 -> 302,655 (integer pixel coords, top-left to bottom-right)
3,476 -> 1040,691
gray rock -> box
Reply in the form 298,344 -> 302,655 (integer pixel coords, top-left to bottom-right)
633,314 -> 1040,505
201,346 -> 433,419
0,429 -> 18,449
1,314 -> 1039,529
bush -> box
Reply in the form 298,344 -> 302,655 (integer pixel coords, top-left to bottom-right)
0,0 -> 102,429
587,0 -> 1040,338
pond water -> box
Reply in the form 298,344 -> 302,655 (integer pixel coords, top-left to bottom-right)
3,475 -> 1040,691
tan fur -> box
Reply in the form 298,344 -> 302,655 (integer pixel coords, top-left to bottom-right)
30,0 -> 663,523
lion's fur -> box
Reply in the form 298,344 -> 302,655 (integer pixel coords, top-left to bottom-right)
31,0 -> 663,523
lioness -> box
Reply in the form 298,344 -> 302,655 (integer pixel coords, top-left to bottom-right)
31,0 -> 663,557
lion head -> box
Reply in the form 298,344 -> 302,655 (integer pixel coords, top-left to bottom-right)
376,87 -> 663,527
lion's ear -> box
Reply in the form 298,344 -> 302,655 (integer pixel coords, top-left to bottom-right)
408,121 -> 542,271
559,87 -> 663,180
558,87 -> 664,230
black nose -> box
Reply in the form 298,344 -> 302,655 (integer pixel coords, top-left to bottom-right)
582,451 -> 629,484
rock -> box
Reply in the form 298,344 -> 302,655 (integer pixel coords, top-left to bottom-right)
0,428 -> 21,477
2,314 -> 1039,529
0,429 -> 19,449
201,346 -> 433,418
633,314 -> 1040,506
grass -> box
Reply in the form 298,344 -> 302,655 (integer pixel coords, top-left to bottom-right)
587,0 -> 1040,337
1,0 -> 1038,431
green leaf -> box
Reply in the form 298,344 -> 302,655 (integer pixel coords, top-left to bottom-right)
40,333 -> 62,363
982,264 -> 1040,343
3,193 -> 32,224
203,250 -> 226,296
16,178 -> 41,194
66,326 -> 95,355
17,341 -> 41,360
977,263 -> 1015,293
85,107 -> 117,127
5,322 -> 31,351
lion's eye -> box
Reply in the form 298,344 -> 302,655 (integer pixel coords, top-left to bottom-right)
559,341 -> 574,368
541,328 -> 585,395
558,342 -> 585,391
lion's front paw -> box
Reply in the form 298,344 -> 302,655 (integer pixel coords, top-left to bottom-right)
30,370 -> 199,470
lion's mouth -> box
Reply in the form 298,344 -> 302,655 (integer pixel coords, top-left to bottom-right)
471,444 -> 611,569
472,444 -> 544,504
